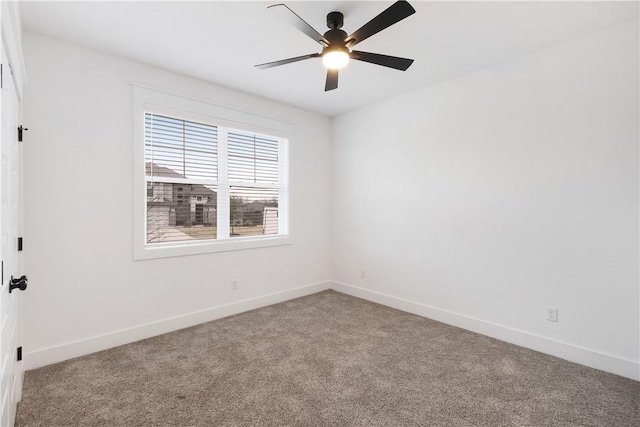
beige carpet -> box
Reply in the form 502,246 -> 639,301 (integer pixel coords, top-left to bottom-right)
15,290 -> 639,426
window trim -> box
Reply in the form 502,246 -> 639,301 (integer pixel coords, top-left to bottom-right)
133,84 -> 293,260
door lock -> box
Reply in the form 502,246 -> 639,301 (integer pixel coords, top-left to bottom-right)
9,275 -> 27,293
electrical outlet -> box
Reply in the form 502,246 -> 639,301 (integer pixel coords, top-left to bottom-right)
231,280 -> 238,291
546,307 -> 558,322
360,270 -> 366,279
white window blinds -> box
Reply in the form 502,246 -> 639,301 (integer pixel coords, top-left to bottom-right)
145,113 -> 218,181
228,130 -> 278,183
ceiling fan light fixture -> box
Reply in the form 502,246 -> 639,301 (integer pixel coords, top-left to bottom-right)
322,49 -> 349,69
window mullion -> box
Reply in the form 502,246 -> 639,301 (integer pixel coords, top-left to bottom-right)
182,120 -> 186,177
217,128 -> 230,240
278,137 -> 289,235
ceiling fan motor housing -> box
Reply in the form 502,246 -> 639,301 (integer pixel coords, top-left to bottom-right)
323,28 -> 348,48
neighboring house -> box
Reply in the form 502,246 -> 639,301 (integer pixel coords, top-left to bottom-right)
243,199 -> 278,227
146,163 -> 278,237
146,163 -> 217,229
262,207 -> 278,235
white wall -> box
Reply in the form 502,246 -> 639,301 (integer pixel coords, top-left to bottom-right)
22,32 -> 332,367
331,21 -> 639,380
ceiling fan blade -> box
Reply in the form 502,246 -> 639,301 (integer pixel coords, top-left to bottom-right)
268,4 -> 329,46
345,1 -> 415,47
255,53 -> 320,70
325,69 -> 338,91
350,51 -> 414,71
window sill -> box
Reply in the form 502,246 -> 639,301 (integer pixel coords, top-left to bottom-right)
133,235 -> 293,260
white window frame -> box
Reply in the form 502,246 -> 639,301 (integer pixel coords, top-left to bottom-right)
133,85 -> 293,260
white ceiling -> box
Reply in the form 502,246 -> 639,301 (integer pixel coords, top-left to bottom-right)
20,1 -> 639,117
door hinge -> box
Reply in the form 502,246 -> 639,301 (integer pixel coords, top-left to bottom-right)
17,237 -> 23,251
17,347 -> 22,362
1,64 -> 3,89
18,126 -> 27,142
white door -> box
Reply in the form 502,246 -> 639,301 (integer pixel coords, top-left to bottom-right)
0,42 -> 24,427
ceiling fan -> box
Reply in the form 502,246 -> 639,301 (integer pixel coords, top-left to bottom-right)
255,0 -> 416,91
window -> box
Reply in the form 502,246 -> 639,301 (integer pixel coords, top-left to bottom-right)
145,113 -> 219,243
133,86 -> 291,259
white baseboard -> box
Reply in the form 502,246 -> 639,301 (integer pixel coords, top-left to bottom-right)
25,280 -> 639,382
331,281 -> 639,381
25,281 -> 331,371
